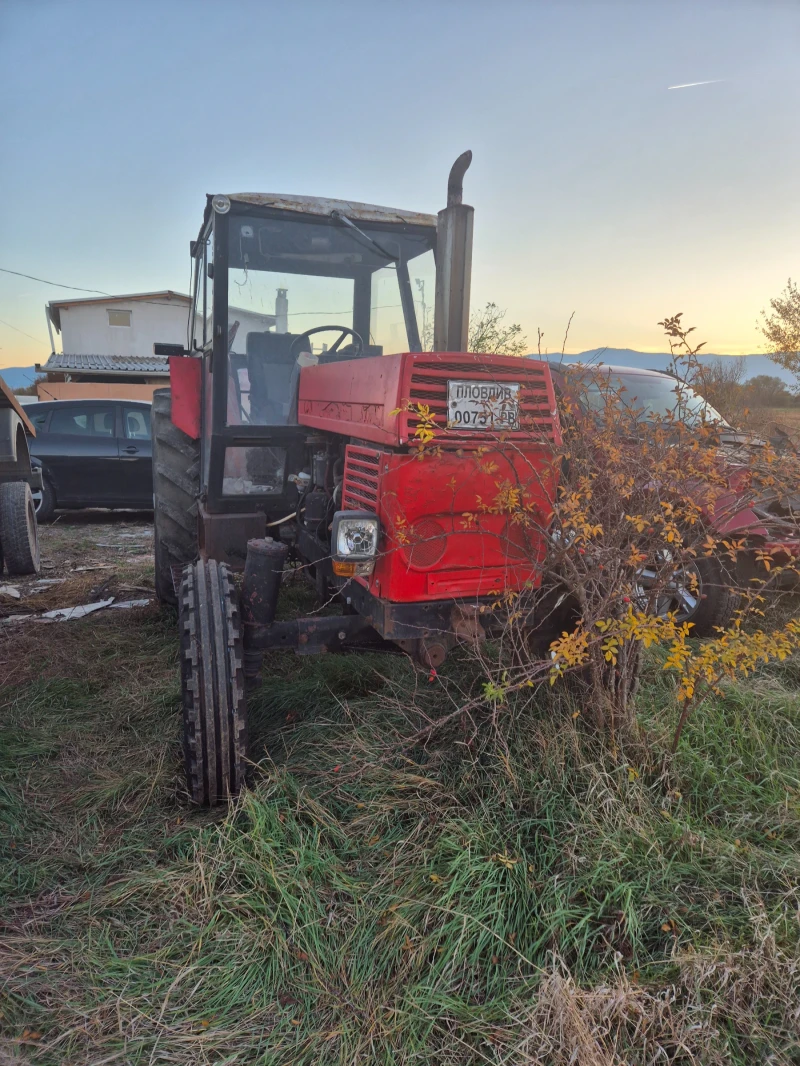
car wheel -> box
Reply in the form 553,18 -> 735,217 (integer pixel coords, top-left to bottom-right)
638,554 -> 739,638
32,476 -> 56,522
0,481 -> 41,576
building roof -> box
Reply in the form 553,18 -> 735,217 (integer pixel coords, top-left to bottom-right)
226,193 -> 437,229
35,353 -> 169,377
48,291 -> 191,332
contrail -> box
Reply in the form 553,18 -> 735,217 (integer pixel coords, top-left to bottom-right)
668,79 -> 724,90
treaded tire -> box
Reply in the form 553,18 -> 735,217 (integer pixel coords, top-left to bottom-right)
179,559 -> 247,806
34,476 -> 56,523
678,556 -> 740,638
0,481 -> 40,575
152,387 -> 199,605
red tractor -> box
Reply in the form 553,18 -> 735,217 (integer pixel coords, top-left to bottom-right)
152,153 -> 561,804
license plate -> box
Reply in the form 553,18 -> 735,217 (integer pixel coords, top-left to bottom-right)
447,379 -> 520,430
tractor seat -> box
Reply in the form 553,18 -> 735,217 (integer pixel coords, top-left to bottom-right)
245,331 -> 309,424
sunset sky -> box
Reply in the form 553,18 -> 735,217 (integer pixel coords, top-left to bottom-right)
1,0 -> 799,369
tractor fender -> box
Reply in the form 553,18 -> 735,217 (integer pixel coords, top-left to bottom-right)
169,355 -> 202,439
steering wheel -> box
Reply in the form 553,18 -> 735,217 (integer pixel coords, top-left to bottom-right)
289,325 -> 364,360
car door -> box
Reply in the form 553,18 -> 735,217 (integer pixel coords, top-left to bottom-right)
119,404 -> 153,506
43,403 -> 120,504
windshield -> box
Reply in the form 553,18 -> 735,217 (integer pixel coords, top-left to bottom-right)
224,211 -> 435,435
575,370 -> 729,428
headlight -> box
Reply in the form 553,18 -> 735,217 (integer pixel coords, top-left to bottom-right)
331,511 -> 380,561
212,194 -> 231,214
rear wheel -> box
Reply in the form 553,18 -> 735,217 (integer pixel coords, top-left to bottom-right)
0,481 -> 40,575
179,559 -> 247,805
152,388 -> 199,605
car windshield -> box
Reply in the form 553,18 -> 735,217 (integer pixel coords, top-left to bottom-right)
575,370 -> 730,428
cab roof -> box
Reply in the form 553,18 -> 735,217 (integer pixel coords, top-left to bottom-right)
223,193 -> 437,229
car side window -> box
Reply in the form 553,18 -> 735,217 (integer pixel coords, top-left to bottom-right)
30,411 -> 50,431
123,406 -> 151,440
49,406 -> 115,436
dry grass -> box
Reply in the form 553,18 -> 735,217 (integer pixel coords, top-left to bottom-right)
1,517 -> 799,1064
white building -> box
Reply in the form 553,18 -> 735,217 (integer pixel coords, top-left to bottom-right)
36,291 -> 280,401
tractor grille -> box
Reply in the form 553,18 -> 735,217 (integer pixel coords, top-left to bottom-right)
405,359 -> 558,443
342,445 -> 382,511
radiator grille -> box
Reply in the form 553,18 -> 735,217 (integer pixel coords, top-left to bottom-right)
342,445 -> 382,511
405,359 -> 558,443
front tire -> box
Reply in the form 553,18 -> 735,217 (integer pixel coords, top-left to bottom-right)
0,481 -> 41,575
639,554 -> 739,638
179,560 -> 247,805
152,388 -> 200,605
676,556 -> 740,637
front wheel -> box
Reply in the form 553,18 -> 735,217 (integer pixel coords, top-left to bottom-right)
0,481 -> 41,575
179,559 -> 248,805
639,555 -> 739,638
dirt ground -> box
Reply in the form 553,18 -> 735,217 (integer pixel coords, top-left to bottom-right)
0,511 -> 155,631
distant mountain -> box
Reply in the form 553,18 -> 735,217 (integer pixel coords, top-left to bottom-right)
548,348 -> 794,385
0,365 -> 38,391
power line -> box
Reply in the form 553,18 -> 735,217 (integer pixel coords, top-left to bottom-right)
0,317 -> 49,346
0,266 -> 110,295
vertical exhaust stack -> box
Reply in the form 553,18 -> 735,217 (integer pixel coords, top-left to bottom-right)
433,151 -> 474,352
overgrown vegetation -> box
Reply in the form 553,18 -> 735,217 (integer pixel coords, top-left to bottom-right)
3,315 -> 800,1063
2,586 -> 800,1064
760,278 -> 800,387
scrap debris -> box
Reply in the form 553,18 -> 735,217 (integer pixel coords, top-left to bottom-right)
2,595 -> 153,624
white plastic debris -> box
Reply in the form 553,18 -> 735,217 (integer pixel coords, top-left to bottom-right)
107,598 -> 152,609
0,585 -> 22,600
40,598 -> 116,621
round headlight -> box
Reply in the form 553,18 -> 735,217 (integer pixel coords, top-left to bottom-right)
212,195 -> 231,215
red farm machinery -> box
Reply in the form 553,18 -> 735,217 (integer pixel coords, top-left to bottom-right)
153,153 -> 560,805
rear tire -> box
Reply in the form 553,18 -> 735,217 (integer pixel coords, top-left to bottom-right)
0,481 -> 41,575
152,388 -> 200,605
179,559 -> 247,806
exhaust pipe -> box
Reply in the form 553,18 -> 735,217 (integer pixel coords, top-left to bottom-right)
433,150 -> 474,352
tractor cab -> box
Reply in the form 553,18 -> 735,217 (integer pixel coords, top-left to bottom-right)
185,192 -> 438,518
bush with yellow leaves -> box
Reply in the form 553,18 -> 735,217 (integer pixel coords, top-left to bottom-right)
403,316 -> 800,750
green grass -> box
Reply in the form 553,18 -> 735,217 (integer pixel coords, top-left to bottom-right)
1,604 -> 800,1064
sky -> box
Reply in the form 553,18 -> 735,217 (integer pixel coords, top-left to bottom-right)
1,0 -> 799,369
